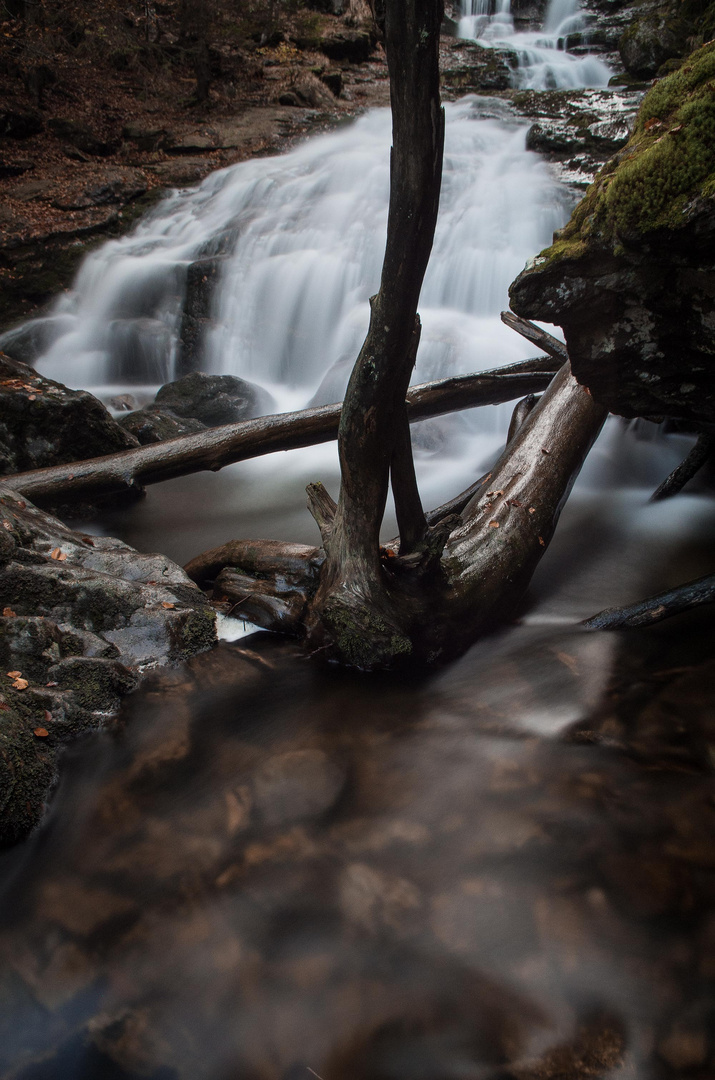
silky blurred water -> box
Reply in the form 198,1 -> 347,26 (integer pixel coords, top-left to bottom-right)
1,9 -> 714,1078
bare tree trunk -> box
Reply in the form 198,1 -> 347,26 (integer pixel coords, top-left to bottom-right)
305,0 -> 446,663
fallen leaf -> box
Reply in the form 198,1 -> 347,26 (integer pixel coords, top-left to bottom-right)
49,548 -> 68,561
541,447 -> 550,455
46,681 -> 58,687
161,601 -> 175,609
528,507 -> 536,514
44,710 -> 52,723
27,394 -> 36,401
509,500 -> 522,508
81,536 -> 95,546
2,521 -> 12,531
538,536 -> 545,546
489,520 -> 500,528
2,607 -> 16,617
12,678 -> 28,690
33,728 -> 49,737
7,670 -> 22,679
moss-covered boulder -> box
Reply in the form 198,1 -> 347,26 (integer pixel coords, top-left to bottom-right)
509,43 -> 715,424
0,484 -> 217,847
619,5 -> 690,78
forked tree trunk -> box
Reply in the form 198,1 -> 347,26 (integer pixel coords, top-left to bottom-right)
297,0 -> 607,667
304,0 -> 446,662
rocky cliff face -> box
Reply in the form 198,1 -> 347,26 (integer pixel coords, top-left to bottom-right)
509,42 -> 715,425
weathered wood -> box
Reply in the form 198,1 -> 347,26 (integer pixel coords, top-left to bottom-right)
306,482 -> 338,546
184,539 -> 323,587
213,568 -> 310,634
650,432 -> 715,501
507,393 -> 539,443
582,572 -> 715,630
314,0 -> 447,607
2,362 -> 558,505
501,310 -> 568,363
392,317 -> 427,555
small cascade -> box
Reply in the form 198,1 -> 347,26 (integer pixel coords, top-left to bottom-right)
10,99 -> 569,437
458,0 -> 611,89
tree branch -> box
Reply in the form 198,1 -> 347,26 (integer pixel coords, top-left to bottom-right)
582,572 -> 715,630
501,310 -> 568,363
2,362 -> 558,506
650,432 -> 715,501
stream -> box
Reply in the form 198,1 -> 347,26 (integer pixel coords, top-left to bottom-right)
1,1 -> 715,1077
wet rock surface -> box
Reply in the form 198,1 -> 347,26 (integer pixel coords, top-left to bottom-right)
0,484 -> 216,847
440,38 -> 517,94
513,87 -> 642,188
509,44 -> 715,424
119,371 -> 276,446
0,353 -> 138,476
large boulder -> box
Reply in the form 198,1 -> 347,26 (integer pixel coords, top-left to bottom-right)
618,4 -> 690,78
0,353 -> 139,476
0,484 -> 217,847
119,371 -> 276,445
509,44 -> 715,425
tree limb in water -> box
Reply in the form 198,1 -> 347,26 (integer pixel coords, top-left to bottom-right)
501,310 -> 568,363
582,572 -> 715,630
1,361 -> 559,506
650,432 -> 715,501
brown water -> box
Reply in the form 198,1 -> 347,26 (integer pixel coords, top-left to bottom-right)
1,425 -> 714,1080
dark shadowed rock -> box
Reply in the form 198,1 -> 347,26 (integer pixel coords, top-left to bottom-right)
177,255 -> 225,374
0,484 -> 217,847
118,409 -> 206,445
153,371 -> 274,425
509,45 -> 715,425
47,118 -> 112,156
0,109 -> 43,139
0,353 -> 139,476
319,28 -> 375,62
619,5 -> 689,78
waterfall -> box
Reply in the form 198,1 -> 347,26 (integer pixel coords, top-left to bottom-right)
9,99 -> 569,433
458,0 -> 611,89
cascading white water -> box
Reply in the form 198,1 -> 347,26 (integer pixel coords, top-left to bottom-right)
16,99 -> 569,435
458,0 -> 612,89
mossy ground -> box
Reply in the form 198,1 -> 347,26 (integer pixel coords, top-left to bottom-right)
533,41 -> 715,262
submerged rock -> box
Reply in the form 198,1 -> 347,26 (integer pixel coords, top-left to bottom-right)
509,44 -> 715,424
0,484 -> 217,847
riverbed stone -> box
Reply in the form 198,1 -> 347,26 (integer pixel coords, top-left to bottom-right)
252,749 -> 346,826
0,483 -> 217,848
509,44 -> 715,424
153,371 -> 274,425
0,353 -> 139,476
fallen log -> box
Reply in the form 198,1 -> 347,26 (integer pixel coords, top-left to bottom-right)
1,358 -> 561,506
650,432 -> 715,501
500,310 -> 568,363
582,572 -> 715,630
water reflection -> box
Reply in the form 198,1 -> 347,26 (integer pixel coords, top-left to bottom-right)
1,580 -> 714,1080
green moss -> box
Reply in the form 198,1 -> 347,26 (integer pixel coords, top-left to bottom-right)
532,42 -> 715,259
322,598 -> 412,669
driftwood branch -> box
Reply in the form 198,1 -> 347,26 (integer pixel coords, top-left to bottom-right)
184,539 -> 323,588
2,360 -> 560,506
582,572 -> 715,630
650,432 -> 715,501
501,310 -> 568,363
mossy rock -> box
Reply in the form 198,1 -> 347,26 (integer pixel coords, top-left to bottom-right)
508,43 -> 715,425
